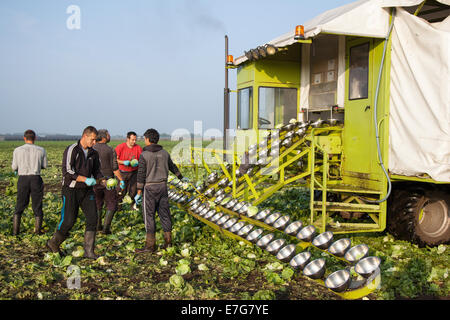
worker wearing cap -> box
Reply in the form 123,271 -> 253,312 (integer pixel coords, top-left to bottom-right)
134,128 -> 184,253
11,129 -> 48,236
115,131 -> 142,210
46,126 -> 104,259
93,129 -> 125,234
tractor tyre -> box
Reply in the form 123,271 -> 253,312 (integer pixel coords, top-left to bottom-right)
387,185 -> 450,247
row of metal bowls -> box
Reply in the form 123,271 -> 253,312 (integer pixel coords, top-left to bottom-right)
178,193 -> 372,265
243,226 -> 381,292
171,183 -> 381,295
181,195 -> 382,294
168,190 -> 189,204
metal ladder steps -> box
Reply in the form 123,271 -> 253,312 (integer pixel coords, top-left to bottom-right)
313,201 -> 381,213
319,184 -> 383,195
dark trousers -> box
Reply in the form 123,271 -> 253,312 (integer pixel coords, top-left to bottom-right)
56,186 -> 98,236
118,170 -> 138,203
143,183 -> 172,233
14,175 -> 44,218
94,184 -> 118,211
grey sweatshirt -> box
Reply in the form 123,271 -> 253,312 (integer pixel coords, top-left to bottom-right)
137,144 -> 183,190
93,142 -> 119,178
12,143 -> 48,176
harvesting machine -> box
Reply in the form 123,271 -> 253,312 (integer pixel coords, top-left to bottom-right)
168,0 -> 450,299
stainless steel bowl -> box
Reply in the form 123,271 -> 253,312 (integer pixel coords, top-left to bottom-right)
258,148 -> 268,158
225,199 -> 238,209
311,119 -> 324,128
218,178 -> 229,188
207,172 -> 218,185
328,238 -> 351,257
312,231 -> 334,250
199,207 -> 211,217
324,269 -> 351,292
232,202 -> 245,212
204,210 -> 217,220
265,239 -> 286,255
295,128 -> 306,137
223,218 -> 238,230
215,188 -> 226,197
276,244 -> 297,263
229,221 -> 246,234
179,195 -> 188,203
256,233 -> 275,249
303,258 -> 326,279
273,215 -> 291,230
195,204 -> 207,214
246,228 -> 264,243
205,188 -> 215,198
284,221 -> 303,236
237,224 -> 254,237
296,121 -> 310,129
248,146 -> 258,156
173,193 -> 181,201
271,139 -> 281,149
190,202 -> 202,212
289,251 -> 311,270
344,244 -> 369,263
214,193 -> 226,205
264,212 -> 282,225
259,138 -> 269,149
255,209 -> 271,221
285,130 -> 295,140
282,123 -> 296,132
238,202 -> 250,215
210,212 -> 224,223
257,157 -> 268,166
190,198 -> 201,207
355,256 -> 381,278
296,225 -> 317,242
269,148 -> 279,158
281,137 -> 293,148
217,214 -> 231,227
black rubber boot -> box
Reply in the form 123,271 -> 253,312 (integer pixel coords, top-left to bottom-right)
163,231 -> 172,249
34,216 -> 44,235
83,231 -> 98,259
96,209 -> 103,232
46,231 -> 67,255
12,215 -> 21,236
102,210 -> 115,235
135,233 -> 156,253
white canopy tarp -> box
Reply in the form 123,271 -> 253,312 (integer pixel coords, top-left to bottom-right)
389,8 -> 450,182
235,0 -> 450,65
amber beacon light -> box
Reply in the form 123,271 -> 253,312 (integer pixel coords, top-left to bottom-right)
294,25 -> 305,40
226,55 -> 234,66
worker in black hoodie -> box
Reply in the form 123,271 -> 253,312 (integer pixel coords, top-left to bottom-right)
46,126 -> 104,259
134,128 -> 184,253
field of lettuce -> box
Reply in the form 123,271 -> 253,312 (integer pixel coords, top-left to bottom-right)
0,140 -> 448,300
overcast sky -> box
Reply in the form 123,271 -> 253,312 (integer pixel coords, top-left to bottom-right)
0,0 -> 355,136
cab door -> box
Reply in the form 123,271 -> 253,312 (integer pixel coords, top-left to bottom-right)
343,38 -> 377,180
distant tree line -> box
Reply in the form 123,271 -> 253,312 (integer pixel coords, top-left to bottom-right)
0,133 -> 173,141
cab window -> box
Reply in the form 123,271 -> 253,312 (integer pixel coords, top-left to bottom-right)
258,87 -> 297,129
